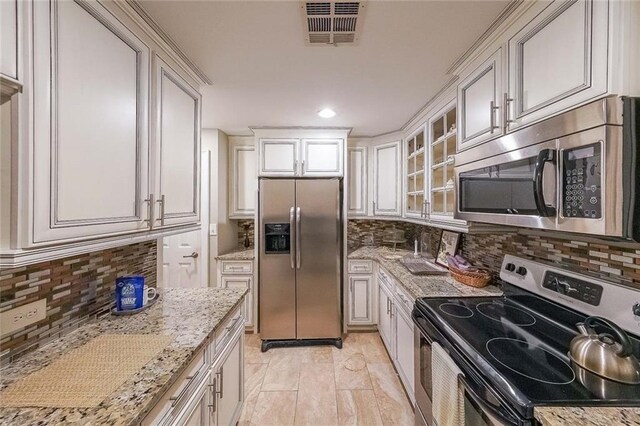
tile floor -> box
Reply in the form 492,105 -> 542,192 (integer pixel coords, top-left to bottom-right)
240,333 -> 415,426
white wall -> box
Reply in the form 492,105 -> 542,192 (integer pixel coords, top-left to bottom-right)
201,128 -> 238,286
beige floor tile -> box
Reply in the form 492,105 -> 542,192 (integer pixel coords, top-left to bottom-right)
251,391 -> 297,426
245,333 -> 262,348
261,350 -> 302,391
337,389 -> 384,426
239,363 -> 268,423
358,333 -> 392,364
304,345 -> 334,363
334,352 -> 373,390
294,363 -> 338,426
367,363 -> 414,426
244,343 -> 273,364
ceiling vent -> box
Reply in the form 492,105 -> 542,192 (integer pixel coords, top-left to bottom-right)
302,1 -> 365,46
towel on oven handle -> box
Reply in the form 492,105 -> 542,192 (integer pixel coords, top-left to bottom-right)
432,342 -> 465,426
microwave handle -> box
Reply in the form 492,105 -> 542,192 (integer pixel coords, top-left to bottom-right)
458,375 -> 520,426
533,148 -> 557,217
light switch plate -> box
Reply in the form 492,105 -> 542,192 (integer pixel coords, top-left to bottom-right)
209,224 -> 217,236
1,299 -> 47,337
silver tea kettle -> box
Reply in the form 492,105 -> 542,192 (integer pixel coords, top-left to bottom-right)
569,316 -> 640,384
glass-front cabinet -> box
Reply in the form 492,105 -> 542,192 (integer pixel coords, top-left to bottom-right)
429,102 -> 457,218
404,129 -> 426,218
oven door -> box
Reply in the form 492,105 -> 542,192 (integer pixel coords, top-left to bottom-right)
455,140 -> 557,229
459,375 -> 524,426
414,325 -> 433,426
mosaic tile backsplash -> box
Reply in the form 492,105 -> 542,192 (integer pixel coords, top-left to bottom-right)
348,219 -> 640,290
237,219 -> 255,250
0,241 -> 157,364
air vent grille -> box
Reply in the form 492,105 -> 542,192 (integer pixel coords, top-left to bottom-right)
302,1 -> 365,46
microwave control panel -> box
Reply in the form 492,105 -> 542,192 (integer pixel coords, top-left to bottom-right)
561,143 -> 601,219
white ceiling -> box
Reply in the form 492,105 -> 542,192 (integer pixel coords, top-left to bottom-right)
139,0 -> 511,137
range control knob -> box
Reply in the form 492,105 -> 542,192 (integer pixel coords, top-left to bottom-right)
633,303 -> 640,317
505,263 -> 516,272
516,267 -> 528,276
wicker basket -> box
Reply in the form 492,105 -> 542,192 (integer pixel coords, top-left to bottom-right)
448,265 -> 492,288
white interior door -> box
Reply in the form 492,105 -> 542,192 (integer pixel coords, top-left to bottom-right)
160,153 -> 209,289
162,229 -> 202,289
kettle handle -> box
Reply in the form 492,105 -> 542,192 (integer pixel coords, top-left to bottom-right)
583,316 -> 633,357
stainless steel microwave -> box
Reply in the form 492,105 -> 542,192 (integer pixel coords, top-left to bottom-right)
454,96 -> 639,241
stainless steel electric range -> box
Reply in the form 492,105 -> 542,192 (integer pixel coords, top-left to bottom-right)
412,254 -> 640,425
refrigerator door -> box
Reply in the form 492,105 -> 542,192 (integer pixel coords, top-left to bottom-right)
259,179 -> 296,339
295,179 -> 342,339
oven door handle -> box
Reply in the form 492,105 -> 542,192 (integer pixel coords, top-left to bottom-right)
533,148 -> 557,217
458,375 -> 521,426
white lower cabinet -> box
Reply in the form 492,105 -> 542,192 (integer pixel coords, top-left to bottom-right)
394,306 -> 415,402
377,279 -> 395,360
217,260 -> 255,330
213,331 -> 244,426
143,303 -> 245,426
348,275 -> 374,325
376,267 -> 415,402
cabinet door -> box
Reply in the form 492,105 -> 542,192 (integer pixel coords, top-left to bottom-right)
373,141 -> 401,216
301,138 -> 343,176
395,308 -> 415,401
348,275 -> 374,325
347,147 -> 367,216
259,139 -> 298,176
378,283 -> 395,358
0,0 -> 20,82
457,48 -> 503,151
507,0 -> 608,130
153,56 -> 201,228
31,0 -> 150,245
220,276 -> 253,327
229,143 -> 256,218
180,379 -> 211,426
215,333 -> 244,426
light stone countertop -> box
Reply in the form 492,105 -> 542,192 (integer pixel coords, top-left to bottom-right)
349,247 -> 640,426
348,246 -> 503,299
215,248 -> 255,261
0,287 -> 248,425
534,406 -> 640,426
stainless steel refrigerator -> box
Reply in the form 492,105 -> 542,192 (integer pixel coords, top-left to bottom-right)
259,178 -> 343,351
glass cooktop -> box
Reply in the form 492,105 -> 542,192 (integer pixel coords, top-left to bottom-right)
414,294 -> 640,412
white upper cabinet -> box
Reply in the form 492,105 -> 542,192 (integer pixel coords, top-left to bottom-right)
347,146 -> 367,216
152,56 -> 201,228
257,133 -> 346,177
31,0 -> 151,244
404,129 -> 426,219
0,0 -> 20,85
457,48 -> 503,151
229,139 -> 257,219
300,138 -> 343,176
506,0 -> 608,130
373,141 -> 401,216
259,139 -> 298,176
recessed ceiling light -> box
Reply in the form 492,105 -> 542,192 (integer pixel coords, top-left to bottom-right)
318,108 -> 336,118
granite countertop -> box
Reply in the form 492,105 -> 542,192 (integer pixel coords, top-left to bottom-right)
215,248 -> 255,261
0,287 -> 248,425
535,407 -> 640,426
348,246 -> 503,299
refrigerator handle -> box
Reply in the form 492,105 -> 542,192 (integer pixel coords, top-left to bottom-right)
296,207 -> 301,269
289,207 -> 296,269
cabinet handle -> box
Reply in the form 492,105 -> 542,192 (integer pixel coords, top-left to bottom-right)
170,370 -> 199,407
156,194 -> 165,226
424,201 -> 431,221
294,160 -> 299,175
386,298 -> 391,314
373,201 -> 376,213
208,378 -> 217,412
503,93 -> 514,132
143,193 -> 154,226
489,101 -> 500,133
301,159 -> 305,174
216,368 -> 224,399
